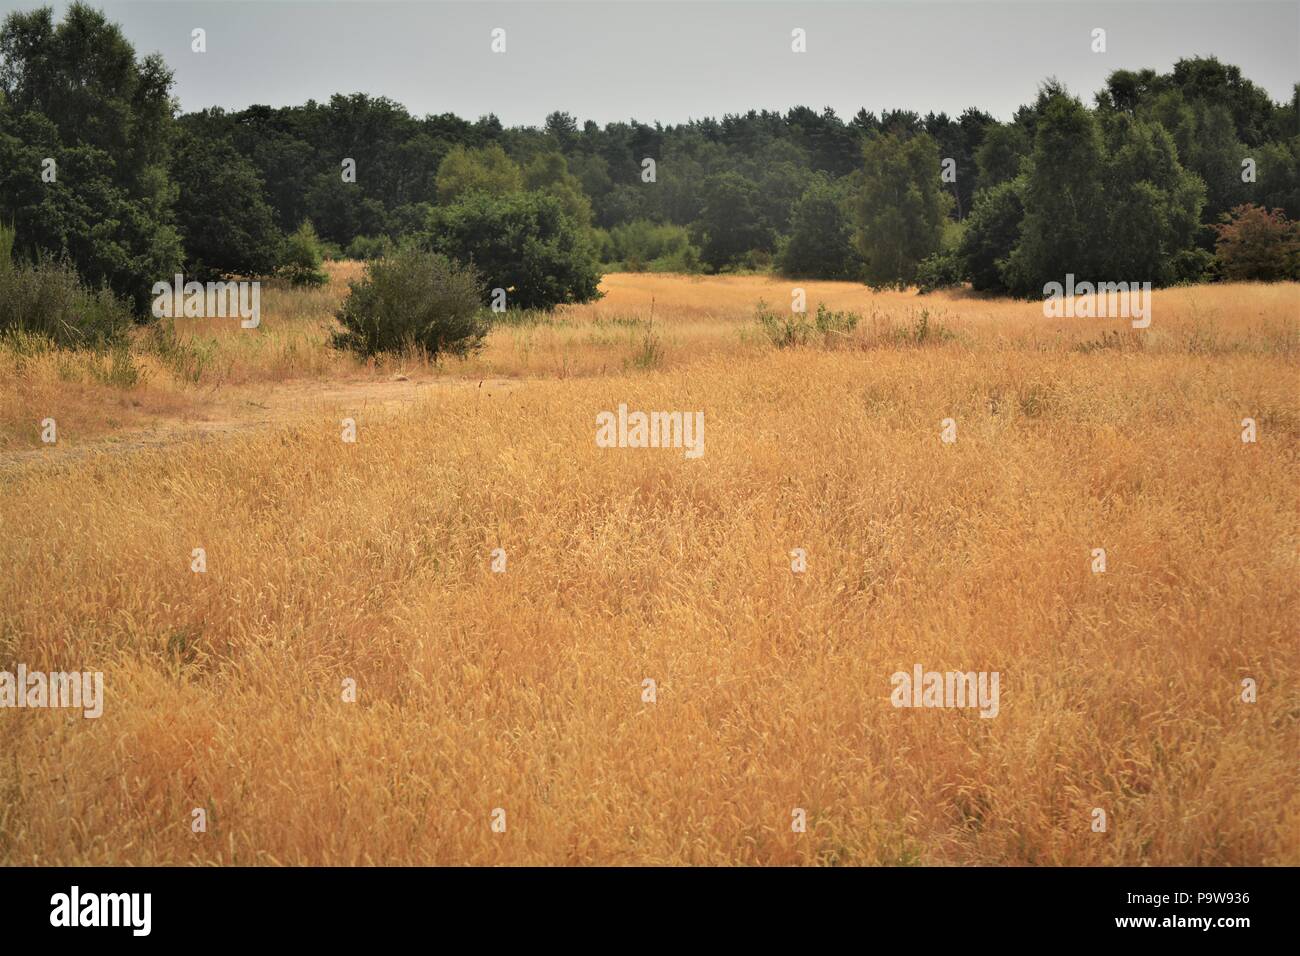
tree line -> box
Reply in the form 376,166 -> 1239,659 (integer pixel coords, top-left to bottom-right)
1,2 -> 1297,324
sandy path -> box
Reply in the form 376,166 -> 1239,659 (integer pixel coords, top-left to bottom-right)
0,375 -> 525,471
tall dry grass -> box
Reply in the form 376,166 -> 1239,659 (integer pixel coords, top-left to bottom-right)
0,270 -> 1296,864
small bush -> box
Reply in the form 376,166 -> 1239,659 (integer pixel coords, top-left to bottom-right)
603,220 -> 702,273
346,235 -> 396,261
813,303 -> 860,339
1213,204 -> 1300,281
660,243 -> 702,274
0,224 -> 133,348
915,249 -> 966,294
332,249 -> 488,358
591,228 -> 616,266
755,300 -> 860,349
755,299 -> 812,348
279,221 -> 329,288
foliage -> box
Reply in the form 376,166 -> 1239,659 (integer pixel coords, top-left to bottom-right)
601,220 -> 700,272
1001,89 -> 1204,297
755,299 -> 861,348
427,191 -> 602,309
0,3 -> 182,314
959,180 -> 1025,292
279,221 -> 329,287
1,5 -> 1291,306
435,143 -> 523,205
172,127 -> 282,279
812,302 -> 860,338
523,152 -> 593,228
332,248 -> 488,357
1213,204 -> 1300,280
0,222 -> 133,348
776,178 -> 862,280
693,172 -> 773,271
346,234 -> 396,261
915,249 -> 966,294
754,299 -> 812,348
852,132 -> 951,288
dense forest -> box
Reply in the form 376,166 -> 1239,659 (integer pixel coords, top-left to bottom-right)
1,3 -> 1298,321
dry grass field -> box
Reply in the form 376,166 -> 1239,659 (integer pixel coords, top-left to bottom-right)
1,266 -> 1297,865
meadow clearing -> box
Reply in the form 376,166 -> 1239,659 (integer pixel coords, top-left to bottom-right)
0,267 -> 1297,865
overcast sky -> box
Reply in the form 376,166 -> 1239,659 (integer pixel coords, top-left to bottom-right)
7,1 -> 1298,126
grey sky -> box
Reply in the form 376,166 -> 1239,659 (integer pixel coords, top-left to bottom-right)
10,1 -> 1299,125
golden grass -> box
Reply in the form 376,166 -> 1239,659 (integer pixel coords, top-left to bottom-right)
2,264 -> 1296,449
0,269 -> 1297,864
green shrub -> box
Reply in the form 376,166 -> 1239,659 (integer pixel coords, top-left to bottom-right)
813,303 -> 860,338
346,235 -> 396,261
279,222 -> 329,288
915,249 -> 966,294
754,300 -> 861,348
427,191 -> 602,310
591,228 -> 617,266
332,248 -> 488,358
0,224 -> 134,348
658,243 -> 702,274
755,299 -> 812,348
1172,247 -> 1215,285
604,220 -> 702,273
